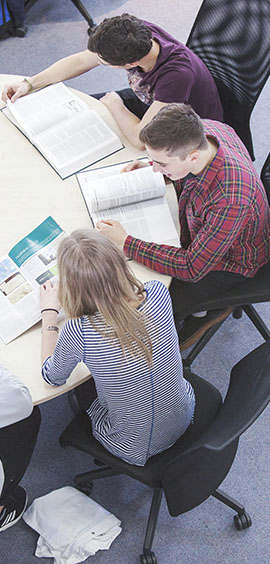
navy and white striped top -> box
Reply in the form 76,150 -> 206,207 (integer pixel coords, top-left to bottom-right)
42,280 -> 195,466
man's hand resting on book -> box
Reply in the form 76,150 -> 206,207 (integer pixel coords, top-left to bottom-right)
100,91 -> 124,111
96,220 -> 128,251
121,160 -> 149,173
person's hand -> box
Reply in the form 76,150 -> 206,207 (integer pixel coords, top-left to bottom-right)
121,160 -> 149,173
1,80 -> 31,103
96,220 -> 128,251
100,91 -> 124,111
39,280 -> 60,312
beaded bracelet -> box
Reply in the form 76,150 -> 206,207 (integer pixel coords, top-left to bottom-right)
44,325 -> 59,333
23,78 -> 33,92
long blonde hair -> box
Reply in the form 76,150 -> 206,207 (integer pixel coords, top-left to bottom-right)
57,230 -> 153,364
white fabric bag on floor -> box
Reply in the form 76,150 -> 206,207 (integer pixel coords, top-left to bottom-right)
23,486 -> 121,564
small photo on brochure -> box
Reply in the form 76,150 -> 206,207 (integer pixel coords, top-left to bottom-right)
36,269 -> 56,286
0,257 -> 17,284
0,272 -> 33,305
38,244 -> 57,266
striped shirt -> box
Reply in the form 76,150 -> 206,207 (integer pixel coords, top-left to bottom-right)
42,280 -> 195,466
124,121 -> 270,281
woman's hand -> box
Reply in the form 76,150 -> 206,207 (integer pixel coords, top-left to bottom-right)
39,280 -> 60,312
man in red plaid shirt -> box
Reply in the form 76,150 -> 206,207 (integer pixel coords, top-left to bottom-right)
97,104 -> 270,349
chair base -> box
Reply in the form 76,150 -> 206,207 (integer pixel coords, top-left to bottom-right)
243,305 -> 270,341
70,0 -> 95,30
25,0 -> 96,31
183,317 -> 227,368
75,465 -> 121,484
74,468 -> 251,562
75,467 -> 162,557
213,488 -> 252,530
183,304 -> 270,368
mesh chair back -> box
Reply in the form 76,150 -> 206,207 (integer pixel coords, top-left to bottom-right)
162,341 -> 270,516
261,153 -> 270,205
186,0 -> 270,159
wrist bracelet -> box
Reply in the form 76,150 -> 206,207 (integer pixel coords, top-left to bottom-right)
23,78 -> 33,92
44,325 -> 59,333
41,308 -> 59,314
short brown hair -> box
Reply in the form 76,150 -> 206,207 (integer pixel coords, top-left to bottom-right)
88,14 -> 152,65
139,103 -> 208,159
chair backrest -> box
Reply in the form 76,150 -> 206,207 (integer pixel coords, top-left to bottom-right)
186,0 -> 270,160
261,153 -> 270,205
162,341 -> 270,516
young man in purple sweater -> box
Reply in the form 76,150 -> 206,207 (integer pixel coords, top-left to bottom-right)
2,14 -> 223,149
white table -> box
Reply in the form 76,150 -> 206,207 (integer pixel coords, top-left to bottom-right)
0,75 -> 178,404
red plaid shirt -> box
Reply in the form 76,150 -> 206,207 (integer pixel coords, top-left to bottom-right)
124,120 -> 270,281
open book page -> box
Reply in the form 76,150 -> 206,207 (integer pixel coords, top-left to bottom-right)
0,217 -> 65,344
5,82 -> 98,138
92,197 -> 179,244
78,162 -> 165,213
77,161 -> 179,245
2,83 -> 123,178
34,108 -> 123,178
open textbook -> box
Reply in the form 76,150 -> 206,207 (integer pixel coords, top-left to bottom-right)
1,82 -> 123,179
0,217 -> 65,344
77,161 -> 179,245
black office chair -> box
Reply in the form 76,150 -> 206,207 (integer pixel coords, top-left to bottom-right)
24,0 -> 96,33
182,152 -> 270,368
59,342 -> 270,564
186,0 -> 270,160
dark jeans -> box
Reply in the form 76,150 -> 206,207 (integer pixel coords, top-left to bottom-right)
0,406 -> 41,505
7,0 -> 25,24
92,88 -> 150,120
169,270 -> 248,321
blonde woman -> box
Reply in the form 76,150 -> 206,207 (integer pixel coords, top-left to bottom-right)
40,230 -> 195,466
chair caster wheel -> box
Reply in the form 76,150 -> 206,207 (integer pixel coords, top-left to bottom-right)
140,551 -> 157,564
87,24 -> 96,36
232,306 -> 243,319
76,481 -> 93,495
234,512 -> 252,530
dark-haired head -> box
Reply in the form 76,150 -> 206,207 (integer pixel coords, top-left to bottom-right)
88,14 -> 153,66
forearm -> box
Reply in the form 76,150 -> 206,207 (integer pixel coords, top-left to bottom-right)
123,236 -> 216,281
107,103 -> 145,150
41,310 -> 59,364
124,235 -> 189,278
124,203 -> 251,281
100,96 -> 167,149
28,50 -> 99,91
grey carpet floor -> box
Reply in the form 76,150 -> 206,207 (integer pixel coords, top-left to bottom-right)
0,1 -> 269,563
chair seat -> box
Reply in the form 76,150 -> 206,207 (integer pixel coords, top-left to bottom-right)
186,261 -> 270,315
60,372 -> 222,487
